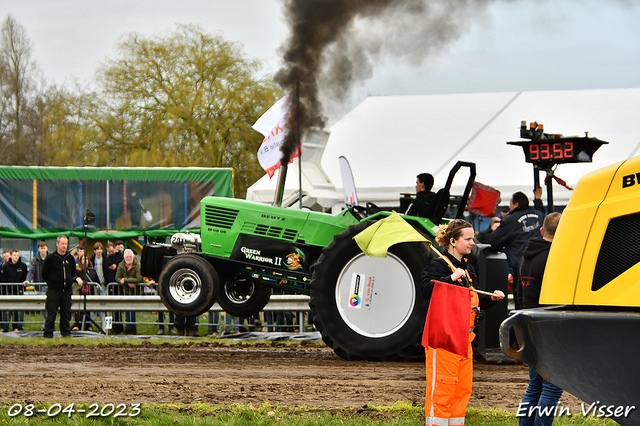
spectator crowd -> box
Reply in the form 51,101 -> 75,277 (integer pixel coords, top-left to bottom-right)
0,239 -> 303,336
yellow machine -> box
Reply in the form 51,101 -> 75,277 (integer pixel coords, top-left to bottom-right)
542,159 -> 640,306
501,156 -> 640,425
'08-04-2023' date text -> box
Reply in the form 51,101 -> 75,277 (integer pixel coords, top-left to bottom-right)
7,403 -> 141,418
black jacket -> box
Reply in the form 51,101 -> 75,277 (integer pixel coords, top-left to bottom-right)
89,254 -> 107,285
77,266 -> 100,295
419,251 -> 496,311
475,227 -> 493,244
42,251 -> 79,292
1,258 -> 28,282
1,257 -> 28,295
405,190 -> 435,217
490,199 -> 545,271
517,238 -> 552,309
104,251 -> 123,286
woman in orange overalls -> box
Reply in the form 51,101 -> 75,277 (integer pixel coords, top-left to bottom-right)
420,219 -> 505,426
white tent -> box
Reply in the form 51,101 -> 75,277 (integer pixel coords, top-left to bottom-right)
248,88 -> 640,211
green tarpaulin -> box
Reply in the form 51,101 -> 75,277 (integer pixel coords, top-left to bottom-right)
0,166 -> 232,240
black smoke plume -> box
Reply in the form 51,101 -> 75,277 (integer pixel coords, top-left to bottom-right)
274,0 -> 495,164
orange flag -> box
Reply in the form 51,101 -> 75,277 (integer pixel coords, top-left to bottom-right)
422,280 -> 471,358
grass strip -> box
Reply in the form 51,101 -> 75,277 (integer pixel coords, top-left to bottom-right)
0,402 -> 618,426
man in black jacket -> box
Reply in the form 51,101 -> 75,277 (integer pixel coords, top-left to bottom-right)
405,173 -> 436,217
42,235 -> 83,338
491,188 -> 545,308
517,212 -> 562,425
0,248 -> 28,331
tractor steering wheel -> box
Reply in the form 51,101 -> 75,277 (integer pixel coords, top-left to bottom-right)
348,205 -> 369,221
366,202 -> 381,215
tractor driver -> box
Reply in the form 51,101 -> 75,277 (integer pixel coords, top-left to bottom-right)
405,173 -> 436,217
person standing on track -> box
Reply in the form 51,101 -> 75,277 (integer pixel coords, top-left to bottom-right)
517,212 -> 563,426
420,219 -> 505,426
42,235 -> 83,338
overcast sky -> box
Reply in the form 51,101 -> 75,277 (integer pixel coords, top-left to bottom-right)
2,0 -> 639,123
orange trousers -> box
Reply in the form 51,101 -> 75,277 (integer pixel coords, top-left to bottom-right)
424,337 -> 473,426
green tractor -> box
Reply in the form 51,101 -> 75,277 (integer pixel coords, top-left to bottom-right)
142,161 -> 479,360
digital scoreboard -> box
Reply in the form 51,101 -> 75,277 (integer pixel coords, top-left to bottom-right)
507,122 -> 608,165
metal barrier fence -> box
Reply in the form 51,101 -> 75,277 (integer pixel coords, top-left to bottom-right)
0,282 -> 311,334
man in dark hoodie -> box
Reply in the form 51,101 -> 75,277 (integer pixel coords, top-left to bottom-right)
517,212 -> 561,309
0,248 -> 28,331
516,212 -> 562,426
42,235 -> 83,338
491,187 -> 545,309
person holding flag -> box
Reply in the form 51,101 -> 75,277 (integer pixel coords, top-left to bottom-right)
420,219 -> 505,426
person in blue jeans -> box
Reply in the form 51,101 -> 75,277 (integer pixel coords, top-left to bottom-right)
207,311 -> 220,337
1,248 -> 28,331
517,212 -> 563,426
115,249 -> 142,335
224,313 -> 238,334
519,369 -> 564,426
157,311 -> 175,335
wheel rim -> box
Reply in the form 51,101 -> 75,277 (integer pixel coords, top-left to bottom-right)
335,252 -> 415,338
224,281 -> 254,305
168,268 -> 202,304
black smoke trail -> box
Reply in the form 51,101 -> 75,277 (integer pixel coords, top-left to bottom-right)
274,0 -> 497,164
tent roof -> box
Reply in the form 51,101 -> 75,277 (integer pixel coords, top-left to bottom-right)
321,88 -> 640,206
248,88 -> 640,209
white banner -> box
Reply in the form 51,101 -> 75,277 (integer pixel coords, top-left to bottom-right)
253,94 -> 299,178
338,155 -> 358,206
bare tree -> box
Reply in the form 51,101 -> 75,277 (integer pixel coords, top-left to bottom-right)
0,15 -> 40,164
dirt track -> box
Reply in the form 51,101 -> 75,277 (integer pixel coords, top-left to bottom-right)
0,341 -> 584,411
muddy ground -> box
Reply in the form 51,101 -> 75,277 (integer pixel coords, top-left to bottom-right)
0,341 -> 584,412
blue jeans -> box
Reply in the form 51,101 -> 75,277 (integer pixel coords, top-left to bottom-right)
265,312 -> 275,332
158,312 -> 175,330
224,314 -> 238,333
208,312 -> 219,334
275,311 -> 293,332
125,311 -> 137,332
2,311 -> 23,331
518,367 -> 564,426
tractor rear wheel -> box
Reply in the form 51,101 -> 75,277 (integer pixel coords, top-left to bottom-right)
310,221 -> 435,360
216,279 -> 272,318
158,254 -> 218,317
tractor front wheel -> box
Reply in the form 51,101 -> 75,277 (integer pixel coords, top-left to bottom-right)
158,254 -> 218,317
